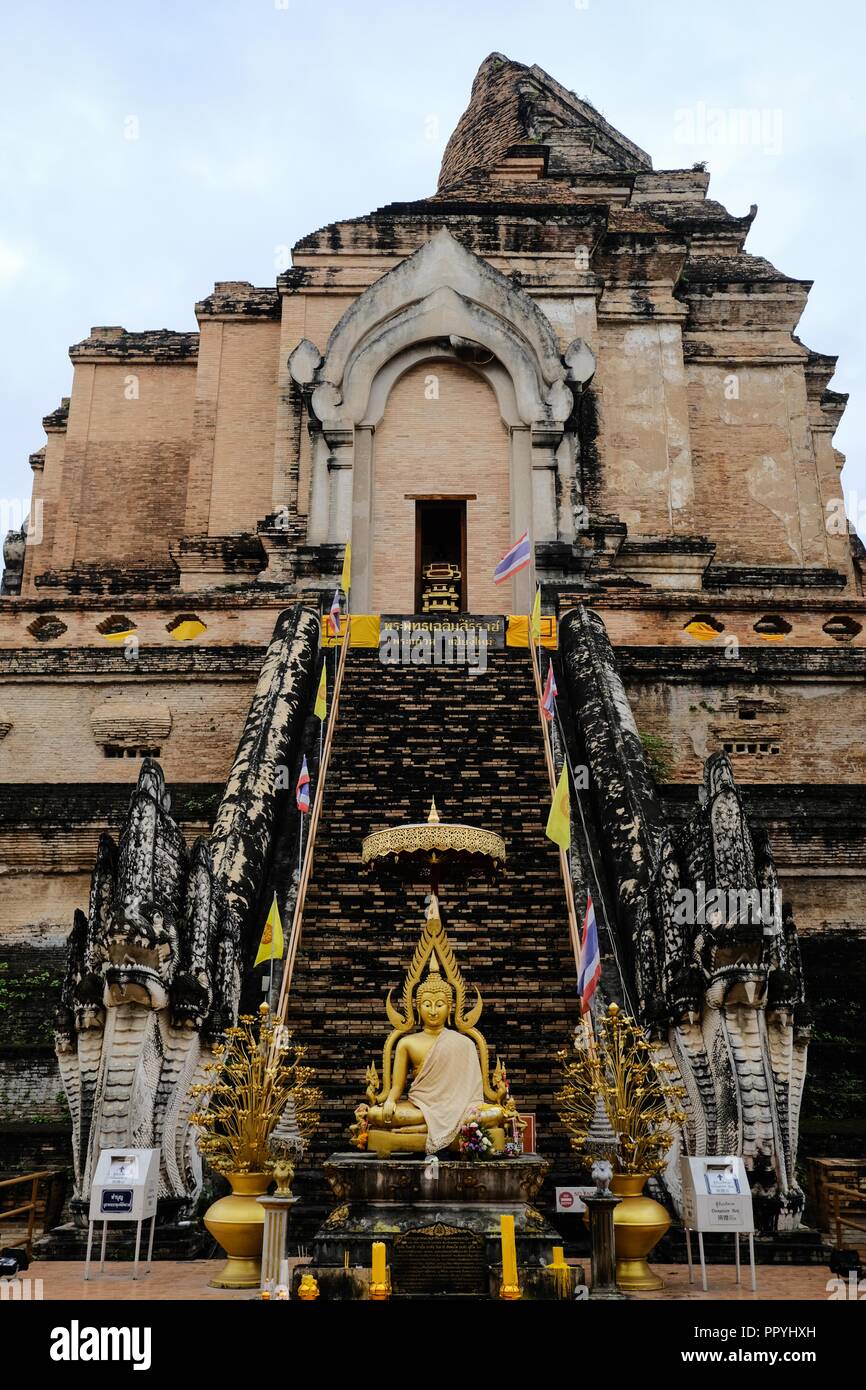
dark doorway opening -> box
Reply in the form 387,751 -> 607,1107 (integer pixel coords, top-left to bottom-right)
415,500 -> 467,613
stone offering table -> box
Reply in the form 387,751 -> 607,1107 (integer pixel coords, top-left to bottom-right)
296,1152 -> 575,1300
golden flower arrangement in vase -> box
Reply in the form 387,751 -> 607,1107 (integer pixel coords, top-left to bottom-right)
190,1003 -> 321,1289
556,1002 -> 687,1291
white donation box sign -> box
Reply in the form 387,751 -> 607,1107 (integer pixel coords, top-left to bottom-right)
89,1148 -> 159,1222
680,1156 -> 754,1233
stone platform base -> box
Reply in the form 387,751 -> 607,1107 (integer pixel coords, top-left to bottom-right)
658,1226 -> 834,1267
302,1152 -> 579,1300
33,1220 -> 211,1262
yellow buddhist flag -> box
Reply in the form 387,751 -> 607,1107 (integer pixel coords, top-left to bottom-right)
546,762 -> 571,850
254,894 -> 284,966
341,541 -> 351,595
530,586 -> 541,645
314,663 -> 327,721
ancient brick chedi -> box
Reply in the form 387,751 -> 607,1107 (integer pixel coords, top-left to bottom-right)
1,55 -> 863,1221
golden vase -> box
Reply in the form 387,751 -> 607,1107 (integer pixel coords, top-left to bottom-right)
204,1171 -> 271,1288
611,1173 -> 670,1291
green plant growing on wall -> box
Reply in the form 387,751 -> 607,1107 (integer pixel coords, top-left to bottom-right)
639,731 -> 674,783
0,963 -> 63,1047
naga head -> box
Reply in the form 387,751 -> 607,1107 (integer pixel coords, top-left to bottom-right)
698,918 -> 768,1010
102,898 -> 179,1010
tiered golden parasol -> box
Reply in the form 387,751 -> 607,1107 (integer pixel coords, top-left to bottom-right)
361,799 -> 505,894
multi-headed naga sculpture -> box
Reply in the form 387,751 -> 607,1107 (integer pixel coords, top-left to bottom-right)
54,606 -> 319,1221
559,606 -> 809,1226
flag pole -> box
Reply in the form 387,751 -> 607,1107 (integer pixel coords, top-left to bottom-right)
529,604 -> 584,990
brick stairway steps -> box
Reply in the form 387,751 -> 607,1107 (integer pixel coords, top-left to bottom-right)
286,647 -> 581,1201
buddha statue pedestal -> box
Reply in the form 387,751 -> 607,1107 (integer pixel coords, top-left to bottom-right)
296,1151 -> 575,1300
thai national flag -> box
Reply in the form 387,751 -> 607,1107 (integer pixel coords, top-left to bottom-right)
577,894 -> 601,1015
327,588 -> 341,636
493,531 -> 531,584
541,664 -> 557,721
296,755 -> 311,814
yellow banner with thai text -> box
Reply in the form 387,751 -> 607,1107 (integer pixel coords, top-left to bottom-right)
321,614 -> 557,649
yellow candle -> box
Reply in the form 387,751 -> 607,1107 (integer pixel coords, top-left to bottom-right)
551,1245 -> 567,1269
500,1214 -> 518,1288
371,1241 -> 387,1285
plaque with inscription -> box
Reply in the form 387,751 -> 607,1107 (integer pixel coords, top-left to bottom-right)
392,1222 -> 487,1295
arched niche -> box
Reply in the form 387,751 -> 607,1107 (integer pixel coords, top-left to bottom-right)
368,354 -> 513,613
293,229 -> 578,610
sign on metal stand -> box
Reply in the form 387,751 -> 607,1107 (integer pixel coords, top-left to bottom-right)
680,1155 -> 757,1292
85,1148 -> 159,1281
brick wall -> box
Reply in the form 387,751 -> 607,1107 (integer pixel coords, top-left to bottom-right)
0,1126 -> 71,1179
54,363 -> 196,572
660,784 -> 866,937
687,363 -> 829,568
594,321 -> 695,536
0,940 -> 67,1168
799,931 -> 866,1158
0,676 -> 255,784
207,321 -> 281,535
626,675 -> 866,787
0,784 -> 222,944
0,1057 -> 65,1125
21,430 -> 66,596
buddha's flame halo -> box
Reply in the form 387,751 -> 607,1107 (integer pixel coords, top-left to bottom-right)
371,894 -> 500,1107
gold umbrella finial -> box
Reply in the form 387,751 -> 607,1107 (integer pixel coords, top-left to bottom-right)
428,798 -> 440,824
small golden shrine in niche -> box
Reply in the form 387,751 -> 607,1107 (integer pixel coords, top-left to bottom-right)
421,562 -> 461,614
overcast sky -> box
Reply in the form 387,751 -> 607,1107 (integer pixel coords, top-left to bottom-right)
1,0 -> 863,542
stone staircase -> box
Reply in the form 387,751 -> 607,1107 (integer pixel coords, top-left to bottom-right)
283,643 -> 581,1222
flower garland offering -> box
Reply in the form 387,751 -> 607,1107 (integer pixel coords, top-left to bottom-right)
458,1111 -> 495,1158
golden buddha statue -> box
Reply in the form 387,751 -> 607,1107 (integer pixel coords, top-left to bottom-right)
350,896 -> 521,1156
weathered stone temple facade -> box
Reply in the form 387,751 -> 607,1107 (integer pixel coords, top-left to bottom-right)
1,55 -> 863,1227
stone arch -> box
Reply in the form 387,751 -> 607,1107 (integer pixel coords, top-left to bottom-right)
363,342 -> 522,430
319,227 -> 567,402
290,228 -> 581,609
